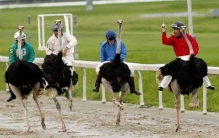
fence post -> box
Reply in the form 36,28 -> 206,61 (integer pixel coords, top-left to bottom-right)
158,90 -> 163,110
180,95 -> 185,113
137,71 -> 144,107
203,86 -> 207,115
82,68 -> 87,102
101,85 -> 106,104
5,63 -> 9,92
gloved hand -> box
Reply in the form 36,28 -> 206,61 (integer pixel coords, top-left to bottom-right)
161,23 -> 166,32
62,47 -> 69,57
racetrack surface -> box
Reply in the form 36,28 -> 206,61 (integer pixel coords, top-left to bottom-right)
0,93 -> 219,138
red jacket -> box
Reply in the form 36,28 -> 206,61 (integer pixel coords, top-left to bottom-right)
162,32 -> 199,56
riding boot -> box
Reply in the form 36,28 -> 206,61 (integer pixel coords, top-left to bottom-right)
129,77 -> 141,95
93,75 -> 101,92
72,71 -> 78,85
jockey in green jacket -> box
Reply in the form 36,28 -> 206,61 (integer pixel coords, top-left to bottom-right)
9,31 -> 35,63
7,31 -> 36,102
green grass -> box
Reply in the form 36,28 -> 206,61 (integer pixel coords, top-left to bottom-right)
0,0 -> 219,112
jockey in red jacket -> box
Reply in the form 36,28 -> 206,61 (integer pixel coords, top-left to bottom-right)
158,21 -> 215,91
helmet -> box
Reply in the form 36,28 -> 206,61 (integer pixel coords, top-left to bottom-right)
171,21 -> 186,30
106,30 -> 116,40
52,23 -> 64,31
14,31 -> 26,40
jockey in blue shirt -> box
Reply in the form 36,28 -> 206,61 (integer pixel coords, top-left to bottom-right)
100,35 -> 126,62
92,30 -> 141,95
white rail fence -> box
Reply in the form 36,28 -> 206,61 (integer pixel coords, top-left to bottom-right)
0,56 -> 218,115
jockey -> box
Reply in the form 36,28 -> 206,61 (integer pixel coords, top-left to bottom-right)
92,30 -> 141,95
7,30 -> 36,102
9,31 -> 35,63
46,21 -> 78,86
157,21 -> 215,91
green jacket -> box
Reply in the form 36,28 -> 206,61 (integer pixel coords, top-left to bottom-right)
9,42 -> 35,63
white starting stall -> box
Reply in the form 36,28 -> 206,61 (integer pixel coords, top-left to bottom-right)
37,13 -> 74,51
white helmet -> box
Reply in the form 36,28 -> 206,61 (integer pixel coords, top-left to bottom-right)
14,31 -> 26,40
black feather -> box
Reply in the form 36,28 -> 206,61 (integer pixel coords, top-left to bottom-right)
99,53 -> 130,92
160,54 -> 207,95
5,60 -> 44,96
42,51 -> 72,95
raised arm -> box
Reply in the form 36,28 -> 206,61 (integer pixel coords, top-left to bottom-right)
162,32 -> 174,46
161,23 -> 174,46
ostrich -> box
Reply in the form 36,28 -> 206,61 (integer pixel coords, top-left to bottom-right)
156,26 -> 208,132
42,20 -> 74,132
5,26 -> 46,131
98,20 -> 132,126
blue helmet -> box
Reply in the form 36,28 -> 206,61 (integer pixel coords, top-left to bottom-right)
52,23 -> 64,31
106,30 -> 116,40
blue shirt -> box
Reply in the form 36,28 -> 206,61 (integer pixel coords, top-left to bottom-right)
100,39 -> 127,62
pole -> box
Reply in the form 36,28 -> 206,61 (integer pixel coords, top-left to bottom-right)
187,0 -> 193,36
86,0 -> 93,11
27,16 -> 31,44
73,16 -> 79,60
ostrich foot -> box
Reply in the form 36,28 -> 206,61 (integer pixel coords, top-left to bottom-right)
189,100 -> 200,108
116,117 -> 120,126
175,126 -> 180,132
41,120 -> 46,130
116,108 -> 122,126
59,126 -> 67,132
27,126 -> 31,132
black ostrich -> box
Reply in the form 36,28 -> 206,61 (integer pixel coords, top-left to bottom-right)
156,27 -> 209,132
41,20 -> 74,132
98,20 -> 133,125
5,26 -> 46,131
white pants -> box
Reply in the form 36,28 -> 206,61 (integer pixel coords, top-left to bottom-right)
95,61 -> 134,77
159,75 -> 212,88
62,57 -> 74,75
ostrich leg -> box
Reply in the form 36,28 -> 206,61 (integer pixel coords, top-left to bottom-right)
174,93 -> 180,132
171,80 -> 181,132
33,82 -> 46,130
9,83 -> 30,131
116,82 -> 129,126
64,80 -> 73,111
52,97 -> 66,132
189,88 -> 200,108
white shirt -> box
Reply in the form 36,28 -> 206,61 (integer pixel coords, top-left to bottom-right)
178,55 -> 190,61
46,33 -> 78,62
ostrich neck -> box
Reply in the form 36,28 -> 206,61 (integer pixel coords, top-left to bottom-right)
116,26 -> 122,54
58,25 -> 62,51
183,33 -> 194,55
18,31 -> 23,60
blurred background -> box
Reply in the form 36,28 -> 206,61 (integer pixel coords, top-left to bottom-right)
0,0 -> 85,4
0,0 -> 219,111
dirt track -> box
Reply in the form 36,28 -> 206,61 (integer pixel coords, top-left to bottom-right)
0,92 -> 219,138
